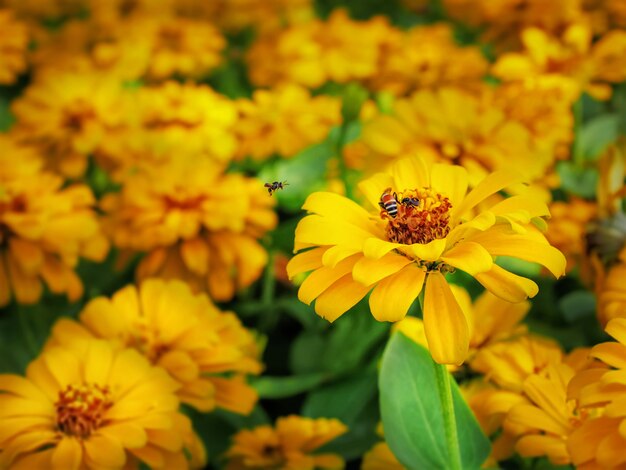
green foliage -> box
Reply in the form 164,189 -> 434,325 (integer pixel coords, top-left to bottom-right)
379,333 -> 491,470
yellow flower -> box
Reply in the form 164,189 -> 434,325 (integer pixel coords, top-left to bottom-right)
365,23 -> 488,96
0,135 -> 108,307
246,9 -> 394,88
0,339 -> 198,469
0,9 -> 28,85
361,423 -> 404,470
596,262 -> 626,325
360,86 -> 556,186
584,0 -> 626,33
102,155 -> 277,301
235,84 -> 341,160
493,22 -> 626,100
2,0 -> 84,21
11,69 -> 126,177
566,317 -> 626,468
225,415 -> 347,470
287,156 -> 565,365
47,279 -> 263,415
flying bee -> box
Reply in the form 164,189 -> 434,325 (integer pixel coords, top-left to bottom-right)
378,188 -> 398,218
400,197 -> 420,208
264,181 -> 289,196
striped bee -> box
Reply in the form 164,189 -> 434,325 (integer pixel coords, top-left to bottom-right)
378,188 -> 398,218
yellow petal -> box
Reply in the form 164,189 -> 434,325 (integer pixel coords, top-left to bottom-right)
9,238 -> 43,275
431,163 -> 468,208
451,171 -> 525,225
488,195 -> 550,218
287,248 -> 326,278
516,434 -> 567,461
7,253 -> 42,304
314,274 -> 371,322
180,238 -> 209,275
322,245 -> 361,267
303,192 -> 376,232
369,264 -> 425,322
591,342 -> 626,370
363,238 -> 404,259
423,272 -> 469,365
98,423 -> 148,449
84,340 -> 114,385
0,375 -> 50,402
357,172 -> 395,211
294,215 -> 371,251
352,253 -> 412,286
298,254 -> 361,305
440,241 -> 493,275
390,156 -> 431,194
84,434 -> 126,468
51,437 -> 82,470
475,265 -> 539,303
507,404 -> 568,435
408,238 -> 447,261
606,318 -> 626,345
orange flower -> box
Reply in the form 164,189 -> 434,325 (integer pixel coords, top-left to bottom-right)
0,9 -> 28,84
0,135 -> 108,307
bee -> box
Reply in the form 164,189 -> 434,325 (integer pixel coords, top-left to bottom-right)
264,181 -> 289,196
400,197 -> 420,208
378,188 -> 398,218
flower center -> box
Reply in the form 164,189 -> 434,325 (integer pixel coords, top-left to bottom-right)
55,384 -> 113,439
260,444 -> 285,467
383,188 -> 452,245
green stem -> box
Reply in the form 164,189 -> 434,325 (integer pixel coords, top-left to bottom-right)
262,250 -> 275,305
434,362 -> 462,470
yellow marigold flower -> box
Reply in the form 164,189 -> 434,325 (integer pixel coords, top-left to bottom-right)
235,84 -> 341,160
365,23 -> 488,96
102,155 -> 277,301
287,156 -> 565,365
0,9 -> 28,85
247,9 -> 393,88
0,339 -> 197,469
0,136 -> 108,307
2,0 -> 84,21
584,0 -> 626,33
596,262 -> 626,325
546,197 -> 597,272
47,279 -> 262,415
567,318 -> 626,468
493,23 -> 626,100
11,69 -> 126,177
225,415 -> 347,470
360,87 -> 555,186
443,0 -> 584,52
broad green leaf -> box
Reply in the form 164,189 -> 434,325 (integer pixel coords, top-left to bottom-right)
0,93 -> 14,131
556,162 -> 598,198
250,372 -> 328,398
579,113 -> 619,159
290,331 -> 327,374
380,333 -> 490,470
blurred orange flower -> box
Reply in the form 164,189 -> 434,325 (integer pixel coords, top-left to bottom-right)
0,9 -> 28,84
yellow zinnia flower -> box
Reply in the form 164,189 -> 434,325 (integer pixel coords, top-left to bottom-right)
0,9 -> 28,85
0,339 -> 198,469
235,84 -> 341,160
102,155 -> 277,301
225,415 -> 347,470
287,156 -> 565,365
0,135 -> 108,307
11,69 -> 126,177
47,279 -> 263,415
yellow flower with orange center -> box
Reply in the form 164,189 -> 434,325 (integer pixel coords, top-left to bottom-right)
493,22 -> 626,100
235,84 -> 341,160
246,9 -> 394,88
287,156 -> 565,365
359,86 -> 555,186
102,155 -> 277,301
0,339 -> 201,469
0,9 -> 28,85
0,135 -> 108,307
11,69 -> 127,177
566,317 -> 626,468
47,279 -> 263,415
225,415 -> 347,470
365,23 -> 488,96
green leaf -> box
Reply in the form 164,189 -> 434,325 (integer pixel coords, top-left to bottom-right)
249,372 -> 329,399
0,92 -> 14,131
556,162 -> 598,198
559,290 -> 596,323
289,331 -> 327,374
579,113 -> 619,159
379,333 -> 491,470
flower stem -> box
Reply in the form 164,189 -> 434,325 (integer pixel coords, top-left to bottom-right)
434,361 -> 461,470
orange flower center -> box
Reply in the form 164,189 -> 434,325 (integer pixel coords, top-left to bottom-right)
259,443 -> 285,467
55,384 -> 113,438
128,319 -> 170,362
383,188 -> 452,245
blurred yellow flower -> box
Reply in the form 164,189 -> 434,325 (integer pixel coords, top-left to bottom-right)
584,0 -> 626,33
225,415 -> 347,470
493,23 -> 626,100
361,423 -> 403,470
365,23 -> 488,96
567,317 -> 626,468
11,69 -> 126,177
48,279 -> 263,414
102,156 -> 277,301
0,135 -> 108,307
247,9 -> 393,88
287,156 -> 565,365
235,85 -> 341,160
360,87 -> 555,186
0,339 -> 198,469
0,9 -> 28,84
